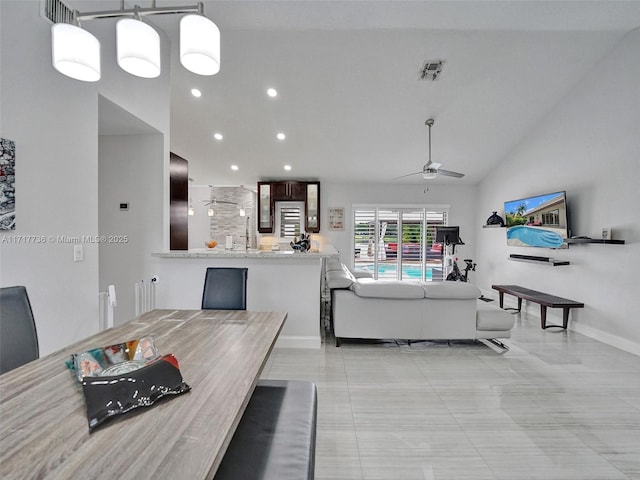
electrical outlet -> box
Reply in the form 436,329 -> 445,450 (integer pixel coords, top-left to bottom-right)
73,244 -> 83,262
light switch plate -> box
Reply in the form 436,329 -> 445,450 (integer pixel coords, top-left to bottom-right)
73,244 -> 83,262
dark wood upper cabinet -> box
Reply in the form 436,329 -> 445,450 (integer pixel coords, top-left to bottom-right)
257,181 -> 320,234
272,181 -> 306,201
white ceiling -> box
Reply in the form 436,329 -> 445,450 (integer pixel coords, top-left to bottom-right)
85,1 -> 640,186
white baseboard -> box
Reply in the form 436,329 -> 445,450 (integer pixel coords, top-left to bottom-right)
275,335 -> 321,349
480,288 -> 640,357
571,323 -> 640,357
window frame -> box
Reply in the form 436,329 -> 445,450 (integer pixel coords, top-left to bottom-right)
275,201 -> 306,240
352,203 -> 450,281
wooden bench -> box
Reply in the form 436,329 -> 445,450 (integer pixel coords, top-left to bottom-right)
215,379 -> 317,480
492,284 -> 584,329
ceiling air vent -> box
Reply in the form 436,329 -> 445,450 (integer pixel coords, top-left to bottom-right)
43,0 -> 74,24
419,60 -> 444,81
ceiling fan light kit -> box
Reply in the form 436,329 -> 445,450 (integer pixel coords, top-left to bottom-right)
47,0 -> 220,81
422,169 -> 438,180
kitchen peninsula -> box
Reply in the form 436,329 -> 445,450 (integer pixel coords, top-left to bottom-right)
151,245 -> 339,348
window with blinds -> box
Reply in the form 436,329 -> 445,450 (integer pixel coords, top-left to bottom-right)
353,205 -> 449,281
276,201 -> 305,238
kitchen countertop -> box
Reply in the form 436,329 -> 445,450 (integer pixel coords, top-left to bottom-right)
152,244 -> 339,259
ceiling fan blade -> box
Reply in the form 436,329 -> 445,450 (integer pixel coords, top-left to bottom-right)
437,169 -> 465,178
202,198 -> 239,205
392,171 -> 422,180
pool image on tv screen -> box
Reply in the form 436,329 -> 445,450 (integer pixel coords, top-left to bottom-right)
504,191 -> 569,249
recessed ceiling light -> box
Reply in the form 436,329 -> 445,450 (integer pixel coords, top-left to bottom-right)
191,88 -> 202,97
276,132 -> 286,140
231,165 -> 239,171
284,165 -> 292,171
213,132 -> 223,140
267,88 -> 278,97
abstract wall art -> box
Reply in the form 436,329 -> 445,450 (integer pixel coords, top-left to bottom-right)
0,138 -> 16,230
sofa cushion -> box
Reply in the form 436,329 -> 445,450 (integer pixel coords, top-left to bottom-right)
326,264 -> 356,289
423,281 -> 480,299
352,278 -> 426,299
476,302 -> 515,331
325,258 -> 345,272
349,268 -> 373,279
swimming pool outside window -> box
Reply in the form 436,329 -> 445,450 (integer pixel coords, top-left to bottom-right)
352,205 -> 449,281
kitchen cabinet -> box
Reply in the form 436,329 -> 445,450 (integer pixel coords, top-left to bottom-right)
305,182 -> 320,233
257,182 -> 272,233
272,181 -> 307,201
256,181 -> 320,234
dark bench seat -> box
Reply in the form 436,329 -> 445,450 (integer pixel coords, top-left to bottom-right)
492,284 -> 584,329
215,380 -> 318,480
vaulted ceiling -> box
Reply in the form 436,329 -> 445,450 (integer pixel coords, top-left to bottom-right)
83,1 -> 640,186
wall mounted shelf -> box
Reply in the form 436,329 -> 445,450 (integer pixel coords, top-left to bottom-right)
565,238 -> 625,245
508,254 -> 570,266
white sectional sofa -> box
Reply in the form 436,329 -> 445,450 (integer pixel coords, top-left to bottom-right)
325,260 -> 514,347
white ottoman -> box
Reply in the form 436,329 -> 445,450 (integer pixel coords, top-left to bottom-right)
476,300 -> 515,339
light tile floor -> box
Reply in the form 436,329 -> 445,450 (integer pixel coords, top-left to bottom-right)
260,309 -> 640,480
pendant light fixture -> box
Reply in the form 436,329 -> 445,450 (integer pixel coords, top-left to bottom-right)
116,15 -> 161,78
180,14 -> 220,75
47,0 -> 220,82
51,22 -> 101,82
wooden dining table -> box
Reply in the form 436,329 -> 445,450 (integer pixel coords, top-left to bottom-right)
0,309 -> 286,479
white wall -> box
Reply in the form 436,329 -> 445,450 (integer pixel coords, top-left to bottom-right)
320,182 -> 478,267
0,1 -> 170,354
149,256 -> 323,348
0,1 -> 100,354
475,28 -> 640,354
99,133 -> 164,325
188,185 -> 212,250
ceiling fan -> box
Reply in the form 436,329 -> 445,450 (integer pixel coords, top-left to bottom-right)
393,118 -> 465,180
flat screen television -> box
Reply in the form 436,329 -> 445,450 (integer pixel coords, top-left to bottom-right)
504,191 -> 569,249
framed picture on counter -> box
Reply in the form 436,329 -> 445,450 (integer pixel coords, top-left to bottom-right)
328,207 -> 344,231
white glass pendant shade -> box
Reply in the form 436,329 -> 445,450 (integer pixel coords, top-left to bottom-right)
51,24 -> 101,82
116,18 -> 161,78
180,15 -> 220,76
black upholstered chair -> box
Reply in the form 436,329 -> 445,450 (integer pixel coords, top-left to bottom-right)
201,267 -> 248,310
0,286 -> 39,375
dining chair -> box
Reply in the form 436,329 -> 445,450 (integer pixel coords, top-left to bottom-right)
0,286 -> 39,375
201,268 -> 248,310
